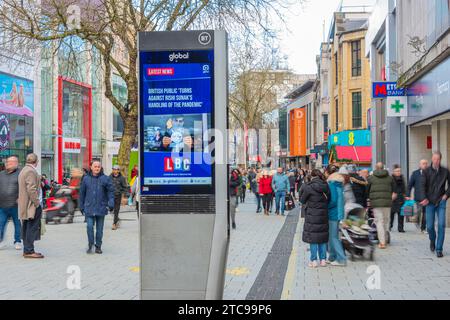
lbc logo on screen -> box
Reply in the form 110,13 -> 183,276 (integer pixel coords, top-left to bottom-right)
164,157 -> 191,172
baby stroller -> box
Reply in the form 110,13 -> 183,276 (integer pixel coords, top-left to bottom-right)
340,207 -> 376,261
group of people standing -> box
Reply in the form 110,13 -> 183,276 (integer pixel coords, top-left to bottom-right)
299,150 -> 450,268
0,154 -> 138,258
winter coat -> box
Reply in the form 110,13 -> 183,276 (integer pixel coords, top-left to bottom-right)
229,173 -> 240,197
289,175 -> 296,189
422,165 -> 450,206
349,173 -> 368,208
18,165 -> 41,220
392,175 -> 406,212
300,177 -> 330,244
271,173 -> 290,193
407,169 -> 426,202
248,171 -> 258,193
259,176 -> 273,195
110,173 -> 129,198
79,171 -> 115,217
0,168 -> 21,209
327,173 -> 345,221
368,170 -> 394,208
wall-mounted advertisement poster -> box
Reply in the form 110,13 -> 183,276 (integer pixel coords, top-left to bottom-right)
0,72 -> 34,162
0,72 -> 34,117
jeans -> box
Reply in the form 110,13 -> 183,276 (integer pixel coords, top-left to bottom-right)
254,192 -> 262,211
328,220 -> 347,263
86,215 -> 105,248
310,243 -> 327,261
0,206 -> 21,244
274,191 -> 286,214
113,196 -> 122,225
426,200 -> 447,253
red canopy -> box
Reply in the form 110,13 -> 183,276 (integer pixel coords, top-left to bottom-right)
335,146 -> 372,163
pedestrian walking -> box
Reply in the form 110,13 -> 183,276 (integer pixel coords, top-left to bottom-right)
367,162 -> 395,249
348,165 -> 368,208
259,170 -> 273,216
390,165 -> 407,233
420,151 -> 450,258
110,165 -> 130,230
229,169 -> 240,229
406,159 -> 428,232
240,170 -> 248,203
0,156 -> 22,250
79,160 -> 115,254
326,165 -> 347,266
300,169 -> 330,268
288,172 -> 296,200
18,153 -> 43,259
248,168 -> 262,213
296,169 -> 306,198
131,172 -> 140,218
272,167 -> 290,216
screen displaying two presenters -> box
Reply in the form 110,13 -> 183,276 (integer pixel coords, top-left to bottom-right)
140,50 -> 214,193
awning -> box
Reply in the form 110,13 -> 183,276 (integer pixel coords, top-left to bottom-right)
334,146 -> 372,163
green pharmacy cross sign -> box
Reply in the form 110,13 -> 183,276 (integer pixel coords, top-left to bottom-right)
391,100 -> 404,113
387,97 -> 408,117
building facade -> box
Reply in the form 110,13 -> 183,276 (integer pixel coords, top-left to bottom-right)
328,9 -> 373,168
0,32 -> 41,170
365,0 -> 404,171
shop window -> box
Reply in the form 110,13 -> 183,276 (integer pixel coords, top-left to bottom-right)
335,99 -> 339,132
352,92 -> 362,128
351,40 -> 362,77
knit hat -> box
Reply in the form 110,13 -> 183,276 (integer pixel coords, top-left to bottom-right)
338,166 -> 349,175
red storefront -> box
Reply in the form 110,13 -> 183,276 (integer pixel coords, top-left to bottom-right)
57,76 -> 92,183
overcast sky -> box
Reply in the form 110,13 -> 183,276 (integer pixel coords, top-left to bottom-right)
278,0 -> 376,74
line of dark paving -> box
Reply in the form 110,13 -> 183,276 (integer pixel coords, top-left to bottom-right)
245,206 -> 300,300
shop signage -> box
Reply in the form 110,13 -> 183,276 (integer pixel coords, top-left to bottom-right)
372,82 -> 406,98
63,137 -> 81,154
387,96 -> 408,117
328,130 -> 371,148
0,114 -> 10,151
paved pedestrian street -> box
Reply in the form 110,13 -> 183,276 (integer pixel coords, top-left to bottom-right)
225,194 -> 450,300
0,209 -> 140,300
1,195 -> 450,300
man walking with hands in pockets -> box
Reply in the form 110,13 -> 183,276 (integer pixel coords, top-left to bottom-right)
421,151 -> 450,258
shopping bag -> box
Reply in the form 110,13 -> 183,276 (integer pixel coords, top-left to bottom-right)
128,195 -> 133,206
285,194 -> 296,211
40,217 -> 46,236
401,200 -> 416,217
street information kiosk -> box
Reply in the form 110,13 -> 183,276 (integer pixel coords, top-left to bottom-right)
138,30 -> 229,300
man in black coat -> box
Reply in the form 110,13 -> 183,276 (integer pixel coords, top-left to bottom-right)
300,170 -> 330,267
110,165 -> 129,230
406,159 -> 428,232
390,165 -> 407,233
348,165 -> 368,208
420,152 -> 450,258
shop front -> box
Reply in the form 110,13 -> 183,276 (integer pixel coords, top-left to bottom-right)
0,71 -> 34,168
57,76 -> 92,183
328,129 -> 372,169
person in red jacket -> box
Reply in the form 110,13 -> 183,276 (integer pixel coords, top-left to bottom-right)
259,170 -> 273,216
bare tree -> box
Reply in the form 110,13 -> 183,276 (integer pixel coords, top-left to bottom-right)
0,0 -> 302,174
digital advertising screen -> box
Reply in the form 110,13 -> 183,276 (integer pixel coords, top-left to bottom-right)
139,50 -> 215,195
